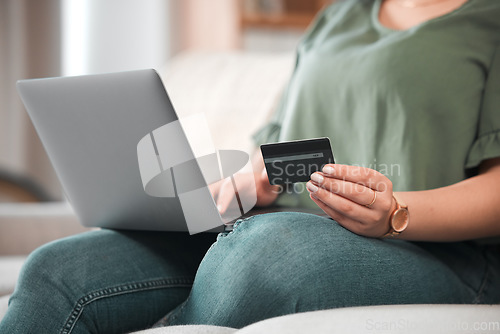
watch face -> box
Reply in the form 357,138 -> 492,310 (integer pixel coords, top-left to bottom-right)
392,209 -> 409,232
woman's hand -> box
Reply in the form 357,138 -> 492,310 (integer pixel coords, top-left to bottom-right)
306,164 -> 396,238
211,169 -> 280,214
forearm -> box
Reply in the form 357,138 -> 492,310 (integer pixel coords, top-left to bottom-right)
396,166 -> 500,242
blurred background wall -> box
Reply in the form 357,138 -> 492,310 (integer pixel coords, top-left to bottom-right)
0,0 -> 327,203
0,0 -> 62,202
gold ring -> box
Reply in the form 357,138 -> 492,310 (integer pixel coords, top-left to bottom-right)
365,190 -> 377,207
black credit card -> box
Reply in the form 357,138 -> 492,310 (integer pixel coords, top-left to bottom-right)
260,137 -> 335,185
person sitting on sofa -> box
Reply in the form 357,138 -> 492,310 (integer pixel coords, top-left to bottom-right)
1,0 -> 500,333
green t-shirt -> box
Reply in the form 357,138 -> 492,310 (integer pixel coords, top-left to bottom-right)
254,0 -> 500,209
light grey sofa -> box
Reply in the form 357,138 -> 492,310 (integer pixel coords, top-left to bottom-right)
1,52 -> 498,333
0,202 -> 90,320
131,305 -> 500,334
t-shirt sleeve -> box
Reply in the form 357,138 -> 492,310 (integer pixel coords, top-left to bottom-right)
465,45 -> 500,169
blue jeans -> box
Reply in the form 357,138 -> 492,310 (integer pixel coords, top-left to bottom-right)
1,212 -> 499,333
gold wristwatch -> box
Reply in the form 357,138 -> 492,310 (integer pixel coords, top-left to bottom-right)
382,194 -> 409,238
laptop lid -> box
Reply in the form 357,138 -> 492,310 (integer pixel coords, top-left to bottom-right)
17,69 -> 227,232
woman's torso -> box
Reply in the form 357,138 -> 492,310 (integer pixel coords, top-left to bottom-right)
263,0 -> 500,208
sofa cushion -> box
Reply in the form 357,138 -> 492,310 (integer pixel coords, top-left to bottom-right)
159,51 -> 295,157
131,325 -> 236,334
237,304 -> 500,334
0,294 -> 10,322
0,256 -> 25,297
128,304 -> 500,334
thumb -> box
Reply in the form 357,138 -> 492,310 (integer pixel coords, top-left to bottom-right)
216,181 -> 233,215
259,168 -> 280,192
261,167 -> 268,180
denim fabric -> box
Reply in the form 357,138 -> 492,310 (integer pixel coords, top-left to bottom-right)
1,212 -> 499,333
0,229 -> 215,334
162,212 -> 500,328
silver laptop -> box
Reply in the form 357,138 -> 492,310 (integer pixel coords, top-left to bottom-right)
17,69 -> 234,233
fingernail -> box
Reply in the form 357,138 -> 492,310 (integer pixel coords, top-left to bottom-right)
322,166 -> 335,174
310,173 -> 324,184
217,204 -> 223,213
306,181 -> 319,193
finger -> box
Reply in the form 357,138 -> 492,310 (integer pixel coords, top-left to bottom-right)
309,193 -> 365,234
321,164 -> 391,192
310,172 -> 378,207
208,179 -> 223,200
309,192 -> 347,223
216,179 -> 237,214
306,181 -> 376,223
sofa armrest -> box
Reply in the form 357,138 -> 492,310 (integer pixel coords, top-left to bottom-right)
0,202 -> 90,255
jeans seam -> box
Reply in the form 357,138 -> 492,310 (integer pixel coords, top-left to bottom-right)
471,249 -> 492,304
161,292 -> 192,326
59,277 -> 194,334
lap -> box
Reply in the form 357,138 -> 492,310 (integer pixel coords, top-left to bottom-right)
165,212 -> 499,328
3,212 -> 498,332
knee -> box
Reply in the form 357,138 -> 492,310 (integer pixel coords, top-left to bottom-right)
16,232 -> 90,295
187,212 -> 351,325
213,212 -> 351,284
202,211 -> 344,282
15,230 -> 115,302
216,211 -> 357,263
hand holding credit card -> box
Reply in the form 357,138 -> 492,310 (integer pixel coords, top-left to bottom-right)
260,137 -> 335,185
